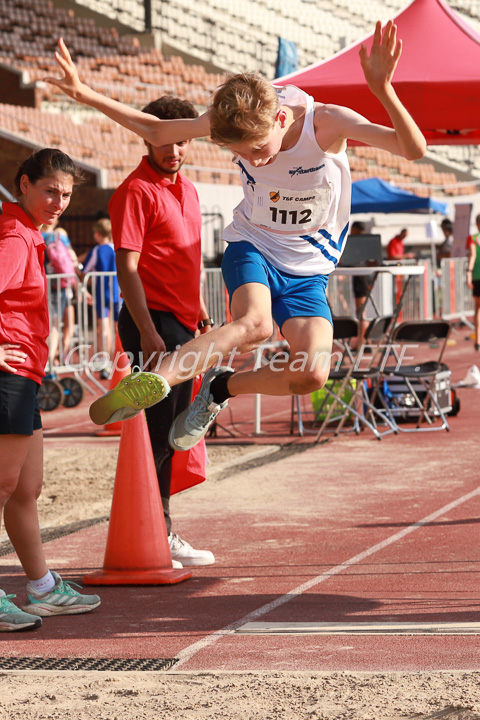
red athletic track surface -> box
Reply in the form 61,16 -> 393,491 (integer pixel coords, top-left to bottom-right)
1,327 -> 479,672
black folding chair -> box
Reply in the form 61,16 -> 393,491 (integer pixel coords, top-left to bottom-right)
379,320 -> 452,433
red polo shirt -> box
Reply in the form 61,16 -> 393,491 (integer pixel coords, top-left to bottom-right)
109,156 -> 202,332
0,203 -> 49,384
387,235 -> 405,260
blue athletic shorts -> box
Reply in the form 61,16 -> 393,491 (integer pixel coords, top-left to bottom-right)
0,371 -> 42,435
221,241 -> 332,330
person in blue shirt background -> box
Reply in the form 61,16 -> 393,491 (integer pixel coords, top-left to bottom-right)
82,218 -> 120,378
42,218 -> 79,366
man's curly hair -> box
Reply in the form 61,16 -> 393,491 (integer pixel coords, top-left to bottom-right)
142,96 -> 199,121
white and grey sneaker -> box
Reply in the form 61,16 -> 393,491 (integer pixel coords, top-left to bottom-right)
0,590 -> 42,632
168,366 -> 234,451
169,534 -> 215,567
22,571 -> 101,617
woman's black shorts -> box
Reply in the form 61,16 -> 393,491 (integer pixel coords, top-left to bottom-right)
0,371 -> 42,435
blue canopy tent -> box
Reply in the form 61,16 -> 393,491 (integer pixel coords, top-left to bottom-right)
351,178 -> 448,215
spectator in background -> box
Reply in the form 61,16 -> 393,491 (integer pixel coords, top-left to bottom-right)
466,213 -> 480,352
81,218 -> 120,378
42,217 -> 79,366
438,218 -> 454,263
350,221 -> 371,350
387,227 -> 416,261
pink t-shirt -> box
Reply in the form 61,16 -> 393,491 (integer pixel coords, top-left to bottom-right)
0,203 -> 49,384
109,156 -> 202,332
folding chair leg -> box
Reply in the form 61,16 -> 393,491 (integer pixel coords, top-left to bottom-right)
313,375 -> 353,442
316,385 -> 384,441
334,383 -> 397,439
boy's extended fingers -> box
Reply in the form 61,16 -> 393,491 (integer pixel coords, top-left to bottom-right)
393,38 -> 402,62
373,20 -> 382,45
386,23 -> 397,53
58,37 -> 74,64
54,50 -> 70,74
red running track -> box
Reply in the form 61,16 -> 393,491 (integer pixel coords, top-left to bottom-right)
1,328 -> 479,671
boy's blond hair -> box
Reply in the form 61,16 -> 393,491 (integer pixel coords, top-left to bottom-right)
92,217 -> 112,239
209,73 -> 280,146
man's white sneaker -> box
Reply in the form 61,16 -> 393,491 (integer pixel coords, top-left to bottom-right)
168,366 -> 234,451
168,533 -> 215,567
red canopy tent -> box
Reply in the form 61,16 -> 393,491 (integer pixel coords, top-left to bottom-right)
276,0 -> 480,145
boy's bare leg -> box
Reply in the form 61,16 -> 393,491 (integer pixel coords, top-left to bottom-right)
227,315 -> 332,397
155,282 -> 275,386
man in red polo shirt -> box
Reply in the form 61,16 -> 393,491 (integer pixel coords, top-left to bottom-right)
387,227 -> 416,261
109,96 -> 215,567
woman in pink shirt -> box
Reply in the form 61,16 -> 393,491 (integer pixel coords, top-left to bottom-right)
0,149 -> 101,632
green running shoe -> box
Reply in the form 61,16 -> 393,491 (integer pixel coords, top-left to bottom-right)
22,572 -> 101,617
0,590 -> 42,631
89,371 -> 170,425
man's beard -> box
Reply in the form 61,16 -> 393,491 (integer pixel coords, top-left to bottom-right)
148,151 -> 184,175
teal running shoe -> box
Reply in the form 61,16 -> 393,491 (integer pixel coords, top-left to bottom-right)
89,371 -> 170,425
22,572 -> 101,617
0,590 -> 42,631
169,366 -> 234,451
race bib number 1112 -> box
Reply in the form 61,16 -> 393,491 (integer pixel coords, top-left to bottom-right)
250,182 -> 332,234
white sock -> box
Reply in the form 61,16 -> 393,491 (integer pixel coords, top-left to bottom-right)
28,570 -> 55,594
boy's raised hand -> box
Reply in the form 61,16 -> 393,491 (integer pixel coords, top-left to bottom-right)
359,20 -> 402,97
43,38 -> 85,99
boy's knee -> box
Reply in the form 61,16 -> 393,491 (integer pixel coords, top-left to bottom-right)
291,367 -> 329,395
236,316 -> 273,347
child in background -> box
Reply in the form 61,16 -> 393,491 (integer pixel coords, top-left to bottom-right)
82,218 -> 120,377
42,218 -> 79,366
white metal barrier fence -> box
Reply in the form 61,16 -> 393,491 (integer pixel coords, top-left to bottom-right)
439,257 -> 474,326
41,271 -> 120,409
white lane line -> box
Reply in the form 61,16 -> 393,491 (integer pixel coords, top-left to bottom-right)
172,484 -> 480,669
236,621 -> 480,635
43,419 -> 93,434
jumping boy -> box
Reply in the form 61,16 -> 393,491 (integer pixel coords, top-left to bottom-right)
46,21 -> 426,450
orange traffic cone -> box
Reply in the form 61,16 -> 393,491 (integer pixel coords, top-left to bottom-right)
95,334 -> 131,437
83,412 -> 192,585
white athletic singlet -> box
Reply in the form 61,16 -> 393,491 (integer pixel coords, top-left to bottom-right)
223,84 -> 351,276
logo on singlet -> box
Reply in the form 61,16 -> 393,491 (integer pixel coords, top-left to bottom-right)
269,191 -> 280,203
237,160 -> 256,190
289,164 -> 325,177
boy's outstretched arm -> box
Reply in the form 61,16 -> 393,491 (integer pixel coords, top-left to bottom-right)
359,20 -> 426,159
319,20 -> 426,160
44,38 -> 210,145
